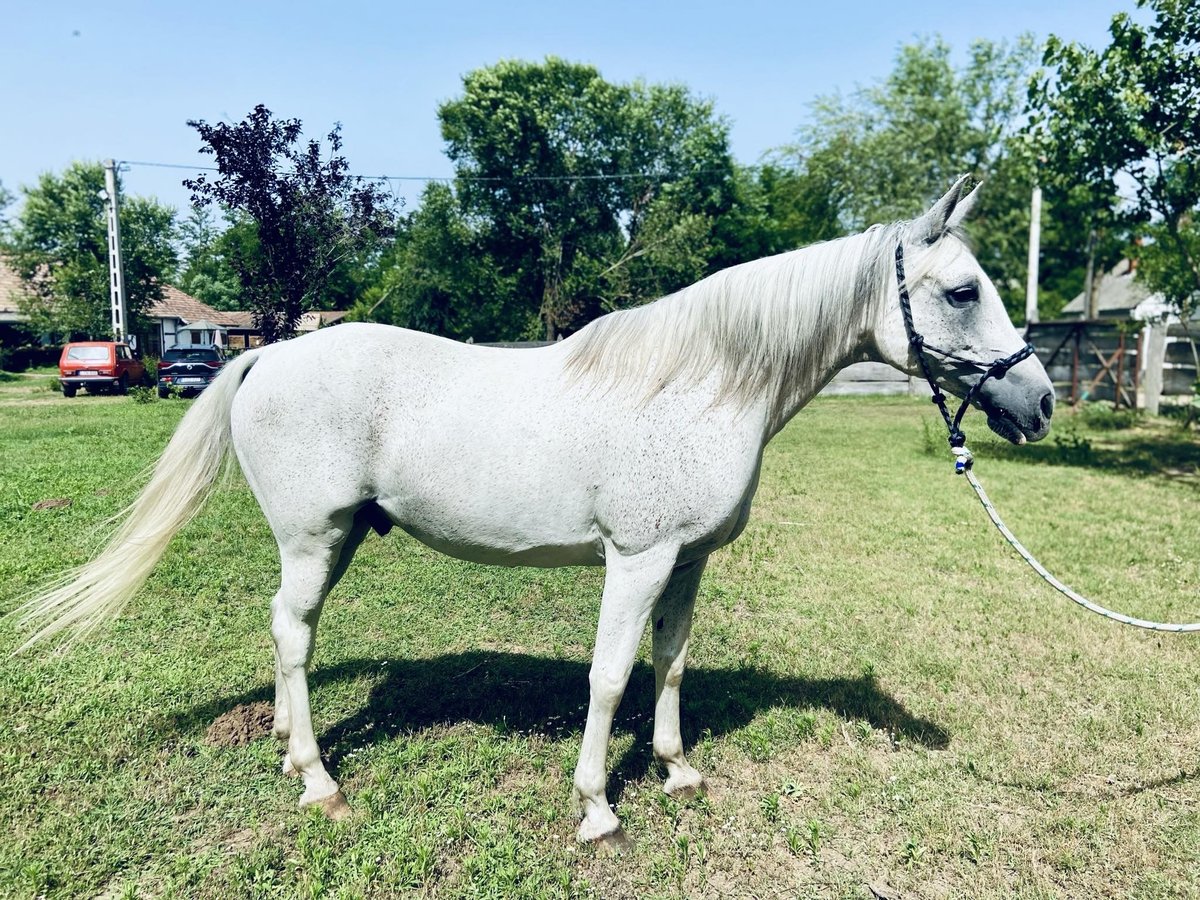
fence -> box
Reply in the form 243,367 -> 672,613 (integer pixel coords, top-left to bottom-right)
821,362 -> 929,397
1026,320 -> 1198,412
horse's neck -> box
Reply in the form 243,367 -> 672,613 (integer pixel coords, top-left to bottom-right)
769,339 -> 868,436
750,240 -> 881,435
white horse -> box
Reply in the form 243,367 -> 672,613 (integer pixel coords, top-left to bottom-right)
19,177 -> 1053,848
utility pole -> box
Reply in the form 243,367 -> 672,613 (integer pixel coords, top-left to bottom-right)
1024,182 -> 1042,328
102,159 -> 129,343
1083,229 -> 1098,320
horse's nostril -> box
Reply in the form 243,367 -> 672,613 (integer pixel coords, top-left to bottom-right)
1040,391 -> 1055,420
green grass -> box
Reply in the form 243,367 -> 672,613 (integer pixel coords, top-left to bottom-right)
1,373 -> 1198,898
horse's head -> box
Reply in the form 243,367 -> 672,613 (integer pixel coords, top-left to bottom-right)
871,176 -> 1054,445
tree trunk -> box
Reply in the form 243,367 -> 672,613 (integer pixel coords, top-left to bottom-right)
540,236 -> 564,342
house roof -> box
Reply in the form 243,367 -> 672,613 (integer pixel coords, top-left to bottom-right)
146,285 -> 240,326
0,258 -> 352,336
219,311 -> 256,328
0,258 -> 27,319
1,256 -> 247,329
1061,261 -> 1152,318
297,309 -> 349,331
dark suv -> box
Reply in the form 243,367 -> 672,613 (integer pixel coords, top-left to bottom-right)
157,346 -> 226,397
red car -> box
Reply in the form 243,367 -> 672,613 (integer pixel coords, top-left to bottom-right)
59,341 -> 146,397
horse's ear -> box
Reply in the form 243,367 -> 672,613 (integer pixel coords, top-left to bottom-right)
913,174 -> 972,244
946,181 -> 982,231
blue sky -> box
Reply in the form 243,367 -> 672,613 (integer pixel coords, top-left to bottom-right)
1,0 -> 1129,214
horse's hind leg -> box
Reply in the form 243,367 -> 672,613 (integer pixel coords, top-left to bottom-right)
574,543 -> 677,849
275,512 -> 372,773
651,556 -> 707,799
270,526 -> 356,819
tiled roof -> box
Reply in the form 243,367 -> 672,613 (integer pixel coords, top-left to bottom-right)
146,285 -> 233,325
297,309 -> 349,331
1,257 -> 249,327
219,310 -> 257,328
0,257 -> 31,316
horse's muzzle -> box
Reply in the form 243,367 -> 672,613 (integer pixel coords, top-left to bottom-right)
976,363 -> 1055,445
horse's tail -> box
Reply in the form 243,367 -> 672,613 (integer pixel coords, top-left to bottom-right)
13,348 -> 265,653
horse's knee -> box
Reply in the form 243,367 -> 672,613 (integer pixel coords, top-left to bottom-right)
588,666 -> 628,707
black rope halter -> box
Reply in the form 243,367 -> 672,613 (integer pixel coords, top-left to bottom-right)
894,242 -> 1036,456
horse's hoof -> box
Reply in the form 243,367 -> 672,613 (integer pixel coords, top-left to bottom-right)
593,827 -> 633,855
664,773 -> 707,801
307,790 -> 353,822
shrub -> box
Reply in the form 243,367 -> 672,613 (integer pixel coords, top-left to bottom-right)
128,386 -> 156,404
141,356 -> 160,386
1076,402 -> 1140,431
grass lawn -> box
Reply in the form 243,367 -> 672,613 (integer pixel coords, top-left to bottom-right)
0,371 -> 1198,899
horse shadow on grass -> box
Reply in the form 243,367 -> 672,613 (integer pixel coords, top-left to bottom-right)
168,651 -> 949,796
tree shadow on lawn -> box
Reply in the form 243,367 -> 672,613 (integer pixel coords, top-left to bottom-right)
167,651 -> 949,796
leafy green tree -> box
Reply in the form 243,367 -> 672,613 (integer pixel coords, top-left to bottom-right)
184,105 -> 397,342
348,183 -> 519,340
780,36 -> 1040,315
176,206 -> 244,311
709,162 -> 845,268
7,162 -> 177,339
0,180 -> 13,239
1027,0 -> 1200,357
436,58 -> 736,338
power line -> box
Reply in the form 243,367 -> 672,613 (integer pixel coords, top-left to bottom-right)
119,158 -> 740,184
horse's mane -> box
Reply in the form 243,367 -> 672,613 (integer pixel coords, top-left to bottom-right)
565,220 -> 946,408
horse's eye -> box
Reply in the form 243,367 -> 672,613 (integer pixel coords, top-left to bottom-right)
947,285 -> 979,306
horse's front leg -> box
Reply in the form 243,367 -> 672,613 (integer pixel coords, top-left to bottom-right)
652,555 -> 708,799
574,542 -> 678,849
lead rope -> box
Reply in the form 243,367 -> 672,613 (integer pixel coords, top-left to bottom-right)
961,467 -> 1200,632
895,242 -> 1200,633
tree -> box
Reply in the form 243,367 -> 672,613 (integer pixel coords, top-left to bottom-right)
1027,0 -> 1200,358
348,182 -> 520,340
176,205 -> 244,311
6,162 -> 177,340
0,180 -> 13,239
184,105 -> 397,343
709,162 -> 845,269
435,58 -> 736,339
779,37 -> 1041,316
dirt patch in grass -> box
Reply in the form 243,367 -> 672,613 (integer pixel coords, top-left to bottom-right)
32,497 -> 72,510
204,701 -> 274,747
